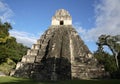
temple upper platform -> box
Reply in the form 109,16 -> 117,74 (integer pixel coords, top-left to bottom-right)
51,9 -> 72,26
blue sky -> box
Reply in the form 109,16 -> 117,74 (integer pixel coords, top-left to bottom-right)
0,0 -> 120,52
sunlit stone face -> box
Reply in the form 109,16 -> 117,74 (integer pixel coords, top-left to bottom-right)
51,9 -> 72,26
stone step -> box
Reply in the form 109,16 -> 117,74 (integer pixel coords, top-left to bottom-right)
31,44 -> 41,49
27,49 -> 39,55
21,55 -> 36,63
35,59 -> 42,63
37,39 -> 43,44
72,72 -> 90,79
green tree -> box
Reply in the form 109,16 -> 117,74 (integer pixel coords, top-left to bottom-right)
0,21 -> 12,43
0,21 -> 28,63
94,51 -> 117,73
0,21 -> 28,74
0,37 -> 28,63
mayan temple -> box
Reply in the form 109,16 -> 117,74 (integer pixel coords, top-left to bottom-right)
12,9 -> 105,80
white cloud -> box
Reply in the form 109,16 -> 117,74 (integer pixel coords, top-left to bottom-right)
77,0 -> 120,42
0,1 -> 42,48
10,30 -> 41,47
74,23 -> 86,34
0,1 -> 14,23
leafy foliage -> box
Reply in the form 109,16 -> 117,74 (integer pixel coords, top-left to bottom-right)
0,22 -> 12,43
96,34 -> 120,78
0,21 -> 29,74
0,58 -> 16,75
0,37 -> 28,63
94,51 -> 117,73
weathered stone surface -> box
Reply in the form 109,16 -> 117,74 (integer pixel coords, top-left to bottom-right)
51,9 -> 72,25
12,9 -> 106,80
0,71 -> 6,77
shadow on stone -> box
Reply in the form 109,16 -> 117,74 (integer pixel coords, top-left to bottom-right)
13,57 -> 71,80
32,57 -> 71,80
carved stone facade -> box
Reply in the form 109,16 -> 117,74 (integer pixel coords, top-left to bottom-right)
51,9 -> 72,25
12,9 -> 106,80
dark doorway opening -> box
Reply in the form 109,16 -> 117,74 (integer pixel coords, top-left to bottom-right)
60,21 -> 64,25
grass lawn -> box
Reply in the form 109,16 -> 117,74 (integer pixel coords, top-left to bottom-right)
0,76 -> 120,84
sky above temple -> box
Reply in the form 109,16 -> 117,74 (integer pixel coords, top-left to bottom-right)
0,0 -> 120,52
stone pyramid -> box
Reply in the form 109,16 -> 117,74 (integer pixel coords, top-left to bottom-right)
12,9 -> 105,80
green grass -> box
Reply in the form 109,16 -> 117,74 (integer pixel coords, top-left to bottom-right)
0,76 -> 120,84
